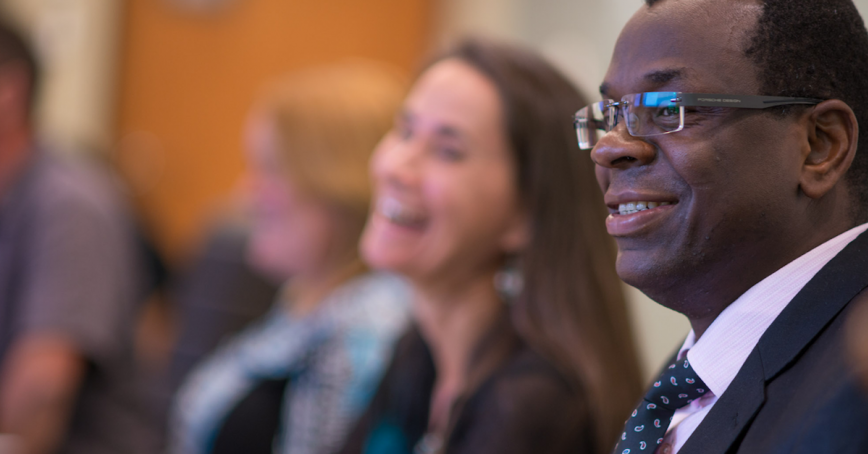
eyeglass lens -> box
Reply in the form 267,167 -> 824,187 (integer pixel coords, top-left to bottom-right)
575,92 -> 685,150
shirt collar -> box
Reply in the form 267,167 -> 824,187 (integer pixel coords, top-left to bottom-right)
680,222 -> 868,397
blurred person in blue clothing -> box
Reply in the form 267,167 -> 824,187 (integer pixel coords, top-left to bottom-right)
169,61 -> 411,454
0,17 -> 155,454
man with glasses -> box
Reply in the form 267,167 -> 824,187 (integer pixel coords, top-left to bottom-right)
579,0 -> 868,453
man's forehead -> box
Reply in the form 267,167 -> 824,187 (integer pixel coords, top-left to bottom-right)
600,0 -> 762,98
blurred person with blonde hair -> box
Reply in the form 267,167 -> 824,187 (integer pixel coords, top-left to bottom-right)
169,61 -> 411,454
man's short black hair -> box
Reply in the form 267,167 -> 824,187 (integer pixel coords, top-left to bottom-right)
0,17 -> 39,111
644,0 -> 868,221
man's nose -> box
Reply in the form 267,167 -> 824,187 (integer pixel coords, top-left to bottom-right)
590,123 -> 657,169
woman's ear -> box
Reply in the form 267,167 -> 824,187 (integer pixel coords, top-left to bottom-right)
499,210 -> 530,254
800,99 -> 859,199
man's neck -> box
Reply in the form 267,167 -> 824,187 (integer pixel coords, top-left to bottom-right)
684,221 -> 860,339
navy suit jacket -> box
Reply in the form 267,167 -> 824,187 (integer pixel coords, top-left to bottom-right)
679,230 -> 868,453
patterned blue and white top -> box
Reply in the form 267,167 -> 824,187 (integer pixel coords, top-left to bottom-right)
169,272 -> 411,454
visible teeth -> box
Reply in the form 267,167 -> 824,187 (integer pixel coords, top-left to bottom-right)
381,198 -> 397,219
618,201 -> 673,215
379,197 -> 425,226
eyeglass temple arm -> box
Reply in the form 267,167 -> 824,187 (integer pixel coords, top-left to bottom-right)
677,93 -> 823,109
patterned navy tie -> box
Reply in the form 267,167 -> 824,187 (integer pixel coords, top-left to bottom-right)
613,357 -> 708,454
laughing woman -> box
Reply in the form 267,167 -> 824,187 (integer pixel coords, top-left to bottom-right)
338,40 -> 642,454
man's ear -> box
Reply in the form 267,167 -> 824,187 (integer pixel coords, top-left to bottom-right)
800,99 -> 859,199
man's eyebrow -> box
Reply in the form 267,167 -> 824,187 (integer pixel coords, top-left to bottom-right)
599,68 -> 689,98
644,68 -> 687,86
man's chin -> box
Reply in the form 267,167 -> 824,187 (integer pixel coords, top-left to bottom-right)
615,248 -> 658,280
616,254 -> 705,318
616,254 -> 675,296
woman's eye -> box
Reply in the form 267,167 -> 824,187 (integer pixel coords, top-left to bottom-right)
433,145 -> 465,162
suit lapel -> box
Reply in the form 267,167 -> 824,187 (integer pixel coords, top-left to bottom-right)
680,229 -> 868,454
756,229 -> 868,378
678,347 -> 765,454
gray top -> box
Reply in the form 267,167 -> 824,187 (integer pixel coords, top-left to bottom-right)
0,147 -> 155,454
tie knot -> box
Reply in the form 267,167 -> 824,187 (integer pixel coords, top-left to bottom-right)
644,358 -> 708,411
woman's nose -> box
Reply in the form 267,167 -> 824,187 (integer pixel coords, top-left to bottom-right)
371,135 -> 422,192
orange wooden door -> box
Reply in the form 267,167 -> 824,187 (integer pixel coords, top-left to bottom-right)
115,0 -> 433,262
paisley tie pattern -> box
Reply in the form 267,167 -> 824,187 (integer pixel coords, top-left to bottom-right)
612,357 -> 708,454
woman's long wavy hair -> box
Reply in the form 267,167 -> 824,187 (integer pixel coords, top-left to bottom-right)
439,39 -> 643,452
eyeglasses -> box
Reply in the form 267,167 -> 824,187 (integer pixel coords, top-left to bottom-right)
574,92 -> 823,150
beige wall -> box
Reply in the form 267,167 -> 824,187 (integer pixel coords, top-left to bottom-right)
439,0 -> 868,103
0,0 -> 123,154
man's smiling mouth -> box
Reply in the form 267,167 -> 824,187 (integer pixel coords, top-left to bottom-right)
618,201 -> 673,215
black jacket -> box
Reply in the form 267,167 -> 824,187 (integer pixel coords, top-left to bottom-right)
680,229 -> 868,454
